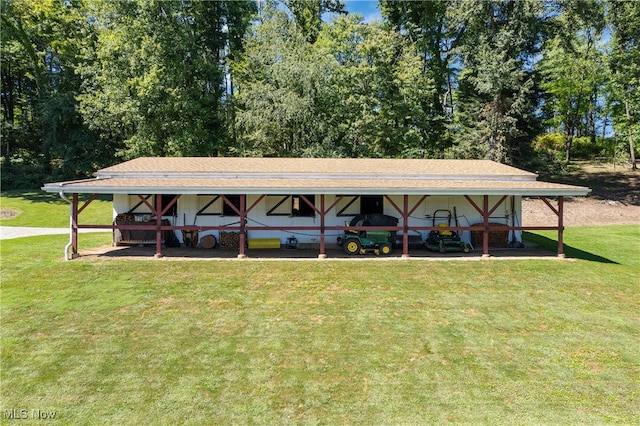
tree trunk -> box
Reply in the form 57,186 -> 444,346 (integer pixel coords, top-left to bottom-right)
625,97 -> 637,170
565,133 -> 573,162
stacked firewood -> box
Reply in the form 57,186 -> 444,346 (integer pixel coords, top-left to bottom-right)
471,223 -> 509,248
219,231 -> 240,248
115,213 -> 135,222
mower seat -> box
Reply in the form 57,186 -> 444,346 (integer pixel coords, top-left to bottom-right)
438,223 -> 453,236
345,221 -> 359,235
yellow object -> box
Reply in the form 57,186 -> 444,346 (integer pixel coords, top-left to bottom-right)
438,223 -> 453,236
248,238 -> 281,249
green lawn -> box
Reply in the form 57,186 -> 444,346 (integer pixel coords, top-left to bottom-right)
0,190 -> 113,227
1,226 -> 638,424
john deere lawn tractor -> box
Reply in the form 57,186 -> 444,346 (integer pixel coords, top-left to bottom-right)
338,214 -> 398,255
424,209 -> 472,253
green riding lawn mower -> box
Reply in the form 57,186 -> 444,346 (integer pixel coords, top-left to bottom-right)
424,209 -> 472,253
338,214 -> 399,255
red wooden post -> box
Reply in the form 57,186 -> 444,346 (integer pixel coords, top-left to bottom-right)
71,193 -> 79,258
238,194 -> 247,258
483,195 -> 490,257
402,195 -> 410,257
558,196 -> 565,257
155,194 -> 163,258
319,194 -> 327,258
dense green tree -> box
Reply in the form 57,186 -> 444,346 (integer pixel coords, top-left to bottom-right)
231,10 -> 435,158
537,0 -> 607,162
447,0 -> 544,163
231,8 -> 335,157
282,0 -> 346,43
78,0 -> 256,158
317,15 -> 435,158
606,0 -> 639,169
380,0 -> 457,152
1,0 -> 106,185
538,34 -> 606,162
2,0 -> 638,189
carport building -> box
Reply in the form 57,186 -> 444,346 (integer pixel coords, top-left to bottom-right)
41,157 -> 590,259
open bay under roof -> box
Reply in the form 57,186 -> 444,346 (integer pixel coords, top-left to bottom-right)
43,157 -> 590,197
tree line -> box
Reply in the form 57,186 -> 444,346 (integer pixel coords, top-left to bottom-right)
1,0 -> 638,188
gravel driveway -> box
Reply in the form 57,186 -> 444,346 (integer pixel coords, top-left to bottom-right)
0,226 -> 110,240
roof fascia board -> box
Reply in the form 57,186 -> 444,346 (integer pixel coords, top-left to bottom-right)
42,184 -> 590,197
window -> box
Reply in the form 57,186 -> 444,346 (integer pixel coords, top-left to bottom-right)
360,195 -> 383,215
292,195 -> 315,217
222,195 -> 241,216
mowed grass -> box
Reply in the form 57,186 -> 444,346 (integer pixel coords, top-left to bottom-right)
0,190 -> 113,227
1,226 -> 638,424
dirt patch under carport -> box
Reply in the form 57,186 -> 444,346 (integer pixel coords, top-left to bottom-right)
522,197 -> 640,227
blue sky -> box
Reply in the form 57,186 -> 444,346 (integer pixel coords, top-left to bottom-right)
343,0 -> 382,22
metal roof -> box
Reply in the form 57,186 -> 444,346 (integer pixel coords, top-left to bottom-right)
42,157 -> 590,197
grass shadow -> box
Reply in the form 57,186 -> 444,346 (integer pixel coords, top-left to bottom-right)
523,232 -> 618,264
1,190 -> 112,204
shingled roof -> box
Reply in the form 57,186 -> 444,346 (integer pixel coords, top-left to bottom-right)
42,157 -> 590,196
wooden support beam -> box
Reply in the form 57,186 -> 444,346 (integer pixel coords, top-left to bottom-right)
384,195 -> 403,217
558,196 -> 564,257
465,195 -> 483,215
128,195 -> 152,214
408,195 -> 428,217
299,194 -> 321,216
155,194 -> 163,258
483,195 -> 490,257
465,195 -> 511,257
247,194 -> 266,213
77,193 -> 99,215
325,195 -> 345,213
540,196 -> 559,216
540,196 -> 565,257
487,195 -> 508,217
319,194 -> 327,259
384,194 -> 427,258
220,194 -> 241,216
137,194 -> 156,213
464,195 -> 489,256
403,195 -> 409,257
238,194 -> 247,259
160,194 -> 181,217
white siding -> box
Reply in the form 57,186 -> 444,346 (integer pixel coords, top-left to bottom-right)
111,193 -> 524,247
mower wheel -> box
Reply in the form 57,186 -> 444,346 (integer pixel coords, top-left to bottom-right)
344,238 -> 361,255
379,242 -> 392,255
463,244 -> 471,253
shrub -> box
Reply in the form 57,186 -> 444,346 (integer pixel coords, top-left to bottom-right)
533,133 -> 564,152
572,136 -> 614,159
0,151 -> 48,189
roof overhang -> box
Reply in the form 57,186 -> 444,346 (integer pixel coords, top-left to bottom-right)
42,157 -> 591,197
42,177 -> 591,197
